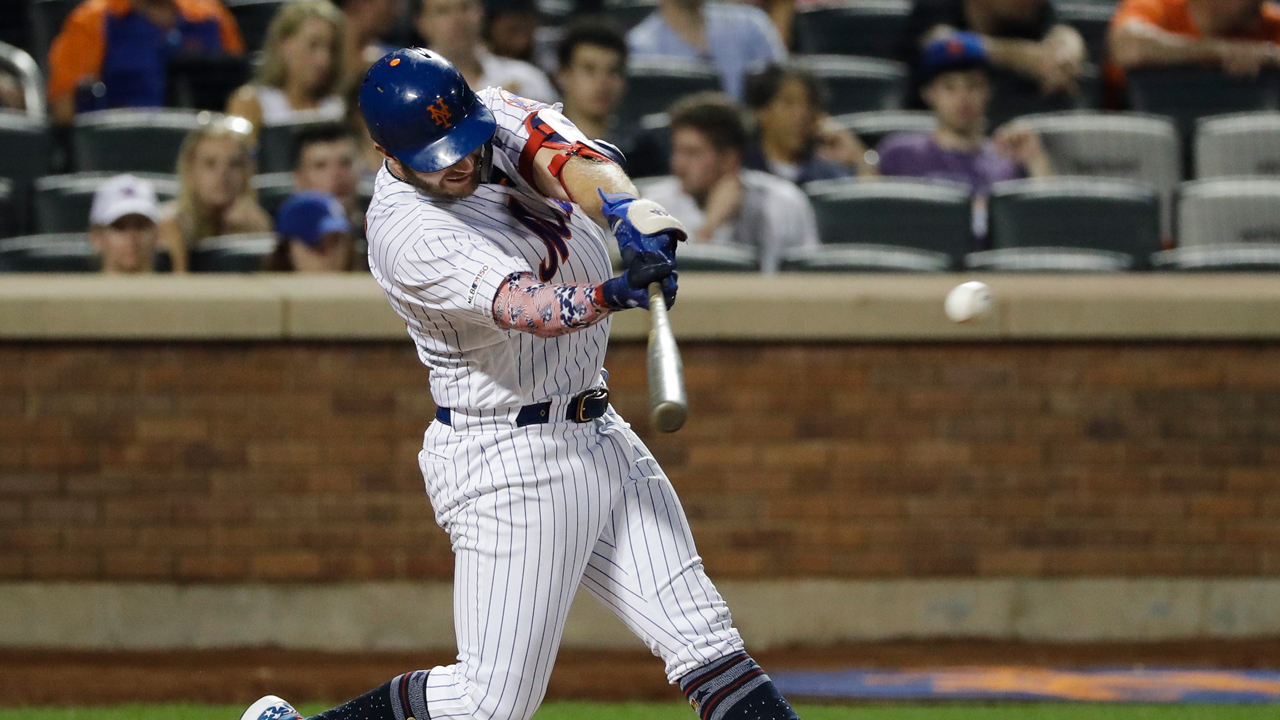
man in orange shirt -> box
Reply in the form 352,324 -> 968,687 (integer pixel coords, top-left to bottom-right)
47,0 -> 244,125
1109,0 -> 1280,79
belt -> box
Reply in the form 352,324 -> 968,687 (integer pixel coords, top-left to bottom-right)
436,387 -> 610,428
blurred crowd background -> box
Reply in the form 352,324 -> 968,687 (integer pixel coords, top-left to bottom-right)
4,0 -> 1280,276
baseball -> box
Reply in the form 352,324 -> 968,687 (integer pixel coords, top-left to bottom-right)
945,281 -> 992,323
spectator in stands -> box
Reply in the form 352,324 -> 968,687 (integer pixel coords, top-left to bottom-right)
743,63 -> 877,184
1109,0 -> 1280,80
640,93 -> 819,273
556,22 -> 629,145
898,0 -> 1086,104
291,123 -> 365,237
627,0 -> 787,101
89,174 -> 161,274
159,116 -> 272,272
47,0 -> 244,125
265,191 -> 358,271
226,0 -> 346,133
0,69 -> 24,111
336,0 -> 400,83
878,33 -> 1051,234
415,0 -> 557,102
485,0 -> 539,62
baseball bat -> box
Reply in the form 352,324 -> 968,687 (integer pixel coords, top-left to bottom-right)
646,282 -> 687,433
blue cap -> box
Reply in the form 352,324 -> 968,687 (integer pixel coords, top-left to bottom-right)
276,191 -> 351,247
359,48 -> 497,173
920,31 -> 989,84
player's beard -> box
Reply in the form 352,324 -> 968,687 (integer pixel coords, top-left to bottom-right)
396,149 -> 485,201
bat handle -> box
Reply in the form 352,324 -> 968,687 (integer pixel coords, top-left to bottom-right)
647,282 -> 688,433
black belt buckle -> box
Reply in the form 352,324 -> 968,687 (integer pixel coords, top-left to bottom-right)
569,387 -> 610,423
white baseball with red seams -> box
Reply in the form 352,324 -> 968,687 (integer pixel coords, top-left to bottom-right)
359,87 -> 745,720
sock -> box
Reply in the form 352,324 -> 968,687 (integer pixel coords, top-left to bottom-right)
308,670 -> 431,720
679,652 -> 801,720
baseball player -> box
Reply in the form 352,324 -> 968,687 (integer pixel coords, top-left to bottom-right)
240,48 -> 802,720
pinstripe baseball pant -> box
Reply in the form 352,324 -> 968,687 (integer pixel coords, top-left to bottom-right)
415,407 -> 744,720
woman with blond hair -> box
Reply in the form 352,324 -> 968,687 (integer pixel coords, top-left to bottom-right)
158,115 -> 273,272
226,0 -> 346,131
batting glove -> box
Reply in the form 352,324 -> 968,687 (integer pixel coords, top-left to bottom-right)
598,191 -> 685,289
600,269 -> 678,311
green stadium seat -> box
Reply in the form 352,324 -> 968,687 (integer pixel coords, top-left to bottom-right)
258,115 -> 345,174
189,233 -> 277,273
72,109 -> 204,173
0,233 -> 97,272
617,59 -> 721,132
792,0 -> 911,59
226,0 -> 289,52
1156,178 -> 1280,269
676,243 -> 760,272
792,56 -> 907,115
0,114 -> 53,233
34,172 -> 179,234
1195,112 -> 1280,178
830,110 -> 935,149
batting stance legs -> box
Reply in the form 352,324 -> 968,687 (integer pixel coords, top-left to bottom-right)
259,412 -> 799,720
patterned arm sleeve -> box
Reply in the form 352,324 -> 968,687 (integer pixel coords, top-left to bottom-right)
492,272 -> 612,338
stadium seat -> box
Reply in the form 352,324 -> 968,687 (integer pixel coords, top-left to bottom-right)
226,0 -> 288,52
600,0 -> 659,31
792,56 -> 907,115
73,109 -> 205,173
252,173 -> 296,218
0,233 -> 97,272
781,243 -> 953,272
0,114 -> 53,234
674,243 -> 760,272
1152,242 -> 1280,270
803,177 -> 972,269
829,110 -> 935,149
0,179 -> 17,239
27,0 -> 78,71
792,0 -> 911,59
618,58 -> 721,129
986,66 -> 1101,130
189,233 -> 277,272
0,41 -> 46,117
1127,67 -> 1280,150
258,114 -> 347,174
166,53 -> 254,112
34,172 -> 180,234
1013,111 -> 1180,233
1057,2 -> 1112,63
620,113 -> 673,178
1195,112 -> 1280,178
971,177 -> 1162,271
1175,177 -> 1280,246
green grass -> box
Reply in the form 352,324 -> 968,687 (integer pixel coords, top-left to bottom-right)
1,704 -> 1277,720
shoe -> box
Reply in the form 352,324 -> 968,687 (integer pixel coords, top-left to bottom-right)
241,695 -> 305,720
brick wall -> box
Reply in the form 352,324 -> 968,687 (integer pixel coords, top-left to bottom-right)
2,342 -> 1278,582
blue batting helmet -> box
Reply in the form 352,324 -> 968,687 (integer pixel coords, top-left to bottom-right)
359,48 -> 497,174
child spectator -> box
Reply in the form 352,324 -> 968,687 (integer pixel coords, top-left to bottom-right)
291,123 -> 364,236
89,174 -> 161,274
415,0 -> 557,102
226,0 -> 346,132
628,0 -> 787,101
640,92 -> 819,273
743,63 -> 876,185
877,33 -> 1052,235
265,190 -> 358,272
556,22 -> 629,146
1109,0 -> 1280,81
158,116 -> 272,272
47,0 -> 244,125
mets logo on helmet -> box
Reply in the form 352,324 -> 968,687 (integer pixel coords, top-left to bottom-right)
428,98 -> 452,128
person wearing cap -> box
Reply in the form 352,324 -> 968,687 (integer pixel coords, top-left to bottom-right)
89,174 -> 162,274
265,190 -> 357,272
877,32 -> 1052,197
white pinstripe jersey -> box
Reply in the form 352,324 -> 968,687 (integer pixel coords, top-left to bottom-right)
366,87 -> 615,412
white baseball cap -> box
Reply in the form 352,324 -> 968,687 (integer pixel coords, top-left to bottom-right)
89,174 -> 160,226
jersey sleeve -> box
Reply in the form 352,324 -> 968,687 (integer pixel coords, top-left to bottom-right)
390,215 -> 532,330
479,87 -> 597,190
47,1 -> 107,103
212,0 -> 246,54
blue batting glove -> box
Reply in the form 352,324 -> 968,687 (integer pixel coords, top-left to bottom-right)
600,269 -> 678,311
598,191 -> 686,288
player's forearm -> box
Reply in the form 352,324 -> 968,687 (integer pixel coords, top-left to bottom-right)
492,272 -> 613,338
1109,21 -> 1222,68
558,155 -> 638,226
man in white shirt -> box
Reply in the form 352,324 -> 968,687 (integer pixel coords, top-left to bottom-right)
415,0 -> 558,103
641,92 -> 819,273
